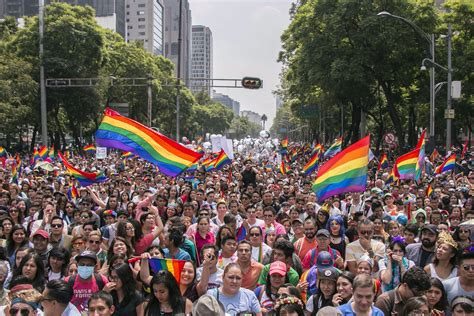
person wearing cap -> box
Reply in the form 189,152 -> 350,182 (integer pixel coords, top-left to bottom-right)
31,229 -> 52,268
254,260 -> 287,312
442,249 -> 474,304
305,267 -> 339,315
299,251 -> 336,299
65,250 -> 108,314
302,229 -> 343,270
405,224 -> 438,268
192,294 -> 225,316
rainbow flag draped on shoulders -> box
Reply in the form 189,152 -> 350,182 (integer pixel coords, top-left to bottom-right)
323,137 -> 342,159
303,152 -> 319,176
148,258 -> 186,283
214,149 -> 232,170
312,135 -> 370,202
394,148 -> 420,180
435,154 -> 456,174
58,152 -> 107,187
95,108 -> 202,177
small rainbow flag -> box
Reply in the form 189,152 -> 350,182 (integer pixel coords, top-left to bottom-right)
84,144 -> 96,153
323,137 -> 342,159
303,152 -> 319,176
430,149 -> 439,162
48,146 -> 55,160
30,148 -> 40,166
385,169 -> 397,185
95,108 -> 202,177
67,186 -> 78,201
426,184 -> 433,197
121,151 -> 134,158
196,145 -> 205,154
461,140 -> 469,159
0,147 -> 6,158
38,145 -> 48,160
311,143 -> 323,156
148,258 -> 186,283
378,153 -> 389,170
214,149 -> 231,170
10,163 -> 18,184
394,148 -> 420,180
58,152 -> 107,187
280,159 -> 288,174
15,153 -> 21,166
435,154 -> 456,174
415,130 -> 426,182
313,136 -> 369,202
280,138 -> 288,155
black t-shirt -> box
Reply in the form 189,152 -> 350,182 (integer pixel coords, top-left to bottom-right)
112,291 -> 144,316
242,169 -> 256,187
419,248 -> 432,268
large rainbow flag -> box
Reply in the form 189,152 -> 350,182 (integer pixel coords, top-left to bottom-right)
214,149 -> 231,170
312,135 -> 370,202
303,152 -> 319,176
149,258 -> 186,283
58,152 -> 107,187
435,154 -> 456,174
95,108 -> 202,177
323,137 -> 342,159
394,148 -> 420,180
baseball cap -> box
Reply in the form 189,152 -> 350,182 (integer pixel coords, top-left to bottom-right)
269,261 -> 286,276
421,224 -> 438,235
76,250 -> 97,264
316,251 -> 334,268
317,267 -> 339,281
316,229 -> 330,238
32,229 -> 49,239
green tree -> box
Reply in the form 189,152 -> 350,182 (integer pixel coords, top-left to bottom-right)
229,116 -> 260,139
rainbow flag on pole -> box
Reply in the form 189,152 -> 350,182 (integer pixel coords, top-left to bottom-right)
10,163 -> 18,184
312,136 -> 370,202
415,130 -> 426,181
323,137 -> 342,159
303,152 -> 319,176
58,152 -> 107,187
67,186 -> 79,201
280,138 -> 288,155
435,154 -> 456,174
95,108 -> 202,177
280,159 -> 288,175
426,184 -> 433,197
149,258 -> 186,283
214,149 -> 231,170
394,148 -> 420,180
0,147 -> 6,158
83,144 -> 96,153
378,153 -> 389,170
121,151 -> 134,158
38,146 -> 48,160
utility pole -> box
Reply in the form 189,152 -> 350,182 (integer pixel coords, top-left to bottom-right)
446,21 -> 453,151
39,0 -> 48,147
176,0 -> 183,142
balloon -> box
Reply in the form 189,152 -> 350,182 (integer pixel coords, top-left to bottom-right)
202,142 -> 211,149
396,214 -> 408,226
237,145 -> 244,152
259,130 -> 270,138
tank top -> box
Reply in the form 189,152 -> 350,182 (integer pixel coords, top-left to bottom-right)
429,263 -> 458,281
330,238 -> 346,258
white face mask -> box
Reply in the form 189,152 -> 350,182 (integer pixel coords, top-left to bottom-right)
77,266 -> 94,279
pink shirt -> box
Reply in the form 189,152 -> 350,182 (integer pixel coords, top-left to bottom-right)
260,221 -> 286,237
66,275 -> 108,314
194,231 -> 215,257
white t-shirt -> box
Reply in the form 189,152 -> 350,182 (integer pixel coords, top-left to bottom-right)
251,244 -> 272,263
196,267 -> 224,290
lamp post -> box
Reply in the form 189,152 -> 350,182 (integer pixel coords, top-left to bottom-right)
39,0 -> 48,147
377,11 -> 435,151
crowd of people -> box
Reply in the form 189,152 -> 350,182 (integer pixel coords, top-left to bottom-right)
0,141 -> 472,316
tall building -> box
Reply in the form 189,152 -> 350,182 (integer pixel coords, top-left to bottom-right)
126,0 -> 164,55
212,91 -> 240,117
1,0 -> 127,39
240,110 -> 261,126
163,0 -> 191,82
0,0 -> 5,18
191,25 -> 213,95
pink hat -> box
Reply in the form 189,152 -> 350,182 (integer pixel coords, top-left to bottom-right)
269,261 -> 286,276
32,229 -> 49,239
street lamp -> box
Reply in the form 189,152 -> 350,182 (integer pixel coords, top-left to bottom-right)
377,11 -> 436,151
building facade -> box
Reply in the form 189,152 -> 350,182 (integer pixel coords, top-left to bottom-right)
191,25 -> 213,95
212,91 -> 240,117
240,110 -> 261,126
163,0 -> 191,82
126,0 -> 164,55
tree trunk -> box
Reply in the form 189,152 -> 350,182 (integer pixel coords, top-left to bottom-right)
348,101 -> 362,144
407,104 -> 417,147
30,125 -> 38,152
380,81 -> 405,148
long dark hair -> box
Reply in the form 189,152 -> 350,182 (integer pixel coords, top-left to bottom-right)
47,247 -> 70,278
12,252 -> 46,292
110,263 -> 138,306
145,271 -> 185,316
107,237 -> 132,259
429,277 -> 448,312
265,271 -> 290,303
6,224 -> 28,256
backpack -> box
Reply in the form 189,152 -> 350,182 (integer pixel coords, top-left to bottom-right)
67,274 -> 105,290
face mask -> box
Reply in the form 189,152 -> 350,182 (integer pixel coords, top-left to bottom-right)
77,266 -> 94,279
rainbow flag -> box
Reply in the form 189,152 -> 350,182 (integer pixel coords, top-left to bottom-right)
323,137 -> 342,159
58,152 -> 107,187
10,163 -> 18,184
67,186 -> 78,201
280,138 -> 288,155
149,258 -> 186,283
385,168 -> 398,185
48,146 -> 55,161
312,136 -> 370,202
196,145 -> 205,154
311,143 -> 323,156
426,184 -> 433,197
435,154 -> 456,174
121,151 -> 134,158
394,148 -> 420,180
95,108 -> 202,177
83,144 -> 96,153
15,153 -> 21,166
30,148 -> 40,166
461,140 -> 469,159
430,149 -> 439,162
214,150 -> 231,170
279,159 -> 288,174
415,130 -> 426,181
38,145 -> 48,160
303,152 -> 319,176
0,147 -> 6,158
378,153 -> 389,170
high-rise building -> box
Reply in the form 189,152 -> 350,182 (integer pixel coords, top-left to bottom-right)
240,110 -> 261,126
1,0 -> 127,39
0,0 -> 5,18
212,91 -> 240,117
191,25 -> 213,95
126,0 -> 164,55
163,0 -> 191,82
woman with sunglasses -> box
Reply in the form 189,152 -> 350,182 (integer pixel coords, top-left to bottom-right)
453,226 -> 471,250
8,207 -> 23,226
86,230 -> 107,266
248,226 -> 271,264
208,263 -> 262,315
143,270 -> 192,316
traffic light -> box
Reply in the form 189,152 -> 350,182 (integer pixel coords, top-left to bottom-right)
241,77 -> 263,89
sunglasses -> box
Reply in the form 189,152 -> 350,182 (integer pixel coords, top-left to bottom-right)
9,308 -> 30,316
51,224 -> 62,228
249,233 -> 261,237
89,240 -> 101,244
81,216 -> 89,219
359,230 -> 373,235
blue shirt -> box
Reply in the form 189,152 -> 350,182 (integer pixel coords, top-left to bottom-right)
207,288 -> 261,315
163,248 -> 191,260
338,302 -> 384,316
